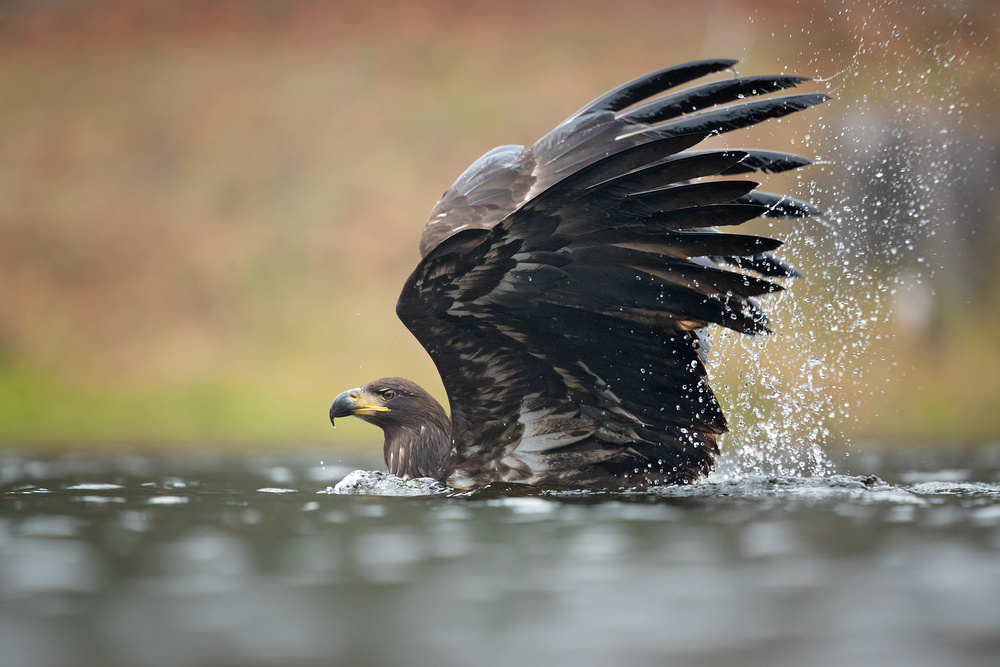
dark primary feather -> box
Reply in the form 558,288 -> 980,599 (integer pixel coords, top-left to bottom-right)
617,75 -> 812,125
418,59 -> 825,257
339,60 -> 828,489
570,59 -> 739,114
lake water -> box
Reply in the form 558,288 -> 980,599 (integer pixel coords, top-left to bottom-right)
2,446 -> 999,667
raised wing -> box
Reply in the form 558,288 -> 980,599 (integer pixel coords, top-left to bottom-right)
399,62 -> 827,489
418,59 -> 820,258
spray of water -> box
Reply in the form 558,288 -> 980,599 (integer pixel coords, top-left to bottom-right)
712,1 -> 988,479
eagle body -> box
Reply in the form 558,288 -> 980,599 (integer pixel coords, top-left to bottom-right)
330,59 -> 828,490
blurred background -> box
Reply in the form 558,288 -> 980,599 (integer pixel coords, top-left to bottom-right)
0,0 -> 997,455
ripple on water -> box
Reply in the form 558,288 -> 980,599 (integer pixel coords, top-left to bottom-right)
1,451 -> 999,667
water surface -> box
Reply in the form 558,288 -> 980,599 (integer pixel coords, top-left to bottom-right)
2,447 -> 999,667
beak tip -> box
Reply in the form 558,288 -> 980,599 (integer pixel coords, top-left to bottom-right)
330,388 -> 360,426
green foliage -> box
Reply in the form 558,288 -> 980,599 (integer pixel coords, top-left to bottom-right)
0,365 -> 384,449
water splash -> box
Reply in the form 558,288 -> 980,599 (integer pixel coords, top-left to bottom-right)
713,1 -> 989,478
327,469 -> 448,496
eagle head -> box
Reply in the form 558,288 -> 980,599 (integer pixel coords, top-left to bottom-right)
329,377 -> 453,480
329,377 -> 427,427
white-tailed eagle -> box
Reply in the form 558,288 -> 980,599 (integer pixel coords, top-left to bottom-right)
330,59 -> 828,489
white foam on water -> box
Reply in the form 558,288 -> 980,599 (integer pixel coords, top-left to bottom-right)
326,470 -> 449,496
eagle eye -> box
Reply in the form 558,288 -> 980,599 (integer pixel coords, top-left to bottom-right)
381,389 -> 396,400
